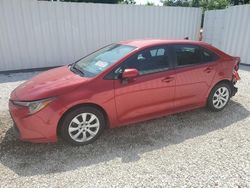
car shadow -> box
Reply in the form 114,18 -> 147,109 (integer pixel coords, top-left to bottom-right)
0,100 -> 249,177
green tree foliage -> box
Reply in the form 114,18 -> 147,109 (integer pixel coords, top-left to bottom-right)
41,0 -> 249,8
162,0 -> 250,11
121,0 -> 136,4
201,0 -> 229,10
162,0 -> 194,7
230,0 -> 250,5
191,0 -> 200,7
146,2 -> 156,5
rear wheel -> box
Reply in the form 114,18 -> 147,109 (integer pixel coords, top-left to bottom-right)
60,106 -> 105,145
207,83 -> 231,111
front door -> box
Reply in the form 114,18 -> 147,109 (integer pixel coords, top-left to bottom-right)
113,45 -> 176,125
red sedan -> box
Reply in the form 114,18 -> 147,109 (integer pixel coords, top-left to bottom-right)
9,39 -> 240,145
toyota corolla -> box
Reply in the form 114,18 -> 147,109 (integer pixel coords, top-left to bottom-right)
9,39 -> 240,145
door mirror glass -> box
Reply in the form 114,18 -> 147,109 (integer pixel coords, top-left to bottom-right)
122,68 -> 139,79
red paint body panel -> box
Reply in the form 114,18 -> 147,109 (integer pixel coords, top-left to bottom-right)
114,69 -> 176,125
9,39 -> 240,143
11,66 -> 90,101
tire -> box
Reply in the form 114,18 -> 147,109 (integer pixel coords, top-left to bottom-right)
60,106 -> 106,145
207,82 -> 232,112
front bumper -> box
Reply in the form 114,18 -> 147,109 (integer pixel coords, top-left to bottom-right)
12,123 -> 20,138
8,100 -> 61,143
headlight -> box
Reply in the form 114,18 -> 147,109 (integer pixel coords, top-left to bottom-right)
12,97 -> 55,114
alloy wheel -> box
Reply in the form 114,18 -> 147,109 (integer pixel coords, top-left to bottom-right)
68,113 -> 100,142
212,86 -> 230,109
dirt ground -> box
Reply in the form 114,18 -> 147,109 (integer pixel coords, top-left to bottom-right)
0,66 -> 250,187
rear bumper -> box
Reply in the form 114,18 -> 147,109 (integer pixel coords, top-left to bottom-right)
231,70 -> 239,97
231,85 -> 238,97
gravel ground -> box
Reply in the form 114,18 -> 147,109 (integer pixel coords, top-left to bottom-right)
0,66 -> 250,187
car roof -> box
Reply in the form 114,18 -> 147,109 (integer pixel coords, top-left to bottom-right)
118,39 -> 209,48
117,39 -> 232,58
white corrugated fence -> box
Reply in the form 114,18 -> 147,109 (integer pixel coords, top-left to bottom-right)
203,5 -> 250,65
0,0 -> 202,71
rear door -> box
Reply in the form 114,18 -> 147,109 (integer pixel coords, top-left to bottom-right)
172,44 -> 218,109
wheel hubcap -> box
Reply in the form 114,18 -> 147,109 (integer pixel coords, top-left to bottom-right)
68,113 -> 100,142
212,86 -> 229,109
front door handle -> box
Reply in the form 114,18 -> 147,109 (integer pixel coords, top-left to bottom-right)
162,76 -> 174,83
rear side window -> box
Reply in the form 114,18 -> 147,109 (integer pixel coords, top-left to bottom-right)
174,45 -> 201,66
200,47 -> 219,62
174,44 -> 219,67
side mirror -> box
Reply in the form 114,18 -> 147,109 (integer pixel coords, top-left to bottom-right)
122,68 -> 139,79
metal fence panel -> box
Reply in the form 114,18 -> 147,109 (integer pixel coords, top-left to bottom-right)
203,5 -> 250,65
0,0 -> 202,71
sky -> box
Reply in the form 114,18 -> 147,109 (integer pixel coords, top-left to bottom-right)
135,0 -> 163,5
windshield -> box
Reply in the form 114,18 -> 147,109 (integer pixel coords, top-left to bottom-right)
73,44 -> 136,77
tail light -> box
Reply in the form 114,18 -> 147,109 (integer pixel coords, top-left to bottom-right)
234,61 -> 239,71
233,71 -> 240,81
232,58 -> 240,81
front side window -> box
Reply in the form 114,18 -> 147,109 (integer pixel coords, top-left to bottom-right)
114,46 -> 170,77
72,44 -> 136,77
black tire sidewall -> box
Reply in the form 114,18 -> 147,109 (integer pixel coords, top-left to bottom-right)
207,83 -> 231,112
60,106 -> 105,145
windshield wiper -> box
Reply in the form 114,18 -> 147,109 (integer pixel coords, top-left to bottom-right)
71,63 -> 85,76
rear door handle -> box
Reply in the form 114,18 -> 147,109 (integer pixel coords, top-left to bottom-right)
204,67 -> 213,73
162,76 -> 174,83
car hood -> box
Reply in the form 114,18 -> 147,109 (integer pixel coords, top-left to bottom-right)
10,66 -> 89,101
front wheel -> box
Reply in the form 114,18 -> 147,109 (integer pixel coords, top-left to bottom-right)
207,83 -> 231,111
60,106 -> 106,145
